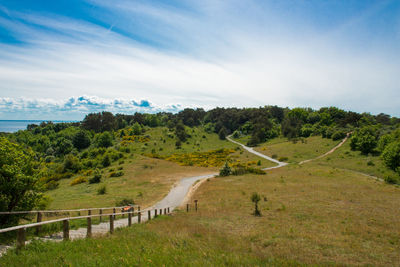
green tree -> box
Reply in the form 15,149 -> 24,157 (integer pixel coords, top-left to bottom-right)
218,127 -> 227,140
251,192 -> 261,216
96,132 -> 113,148
0,138 -> 42,226
132,122 -> 142,135
381,141 -> 400,171
73,130 -> 91,150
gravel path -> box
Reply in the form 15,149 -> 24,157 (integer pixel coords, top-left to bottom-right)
1,136 -> 288,256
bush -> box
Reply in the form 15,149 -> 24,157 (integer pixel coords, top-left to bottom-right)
97,185 -> 106,195
331,130 -> 346,141
63,154 -> 81,173
70,176 -> 87,186
278,157 -> 288,162
89,170 -> 102,184
384,174 -> 399,185
102,154 -> 111,167
115,198 -> 134,206
219,162 -> 231,176
44,180 -> 59,190
109,171 -> 124,177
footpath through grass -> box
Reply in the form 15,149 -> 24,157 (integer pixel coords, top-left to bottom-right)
3,163 -> 399,266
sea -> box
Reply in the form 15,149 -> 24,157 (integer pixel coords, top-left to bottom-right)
0,120 -> 77,133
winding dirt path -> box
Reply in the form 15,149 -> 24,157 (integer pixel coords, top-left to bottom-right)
0,133 -> 353,256
298,133 -> 351,165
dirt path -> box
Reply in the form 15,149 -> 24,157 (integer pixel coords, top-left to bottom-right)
226,136 -> 288,169
0,133 -> 357,256
299,133 -> 351,165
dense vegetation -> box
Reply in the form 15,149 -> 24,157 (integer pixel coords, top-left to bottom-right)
1,106 -> 399,225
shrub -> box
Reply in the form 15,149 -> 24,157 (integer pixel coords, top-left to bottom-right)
102,155 -> 111,167
331,130 -> 346,141
367,160 -> 375,166
89,170 -> 102,184
251,192 -> 261,216
115,198 -> 134,206
384,174 -> 399,185
44,180 -> 59,190
70,176 -> 87,186
109,171 -> 124,177
271,154 -> 278,159
219,162 -> 231,176
278,157 -> 288,162
63,154 -> 81,173
97,185 -> 106,195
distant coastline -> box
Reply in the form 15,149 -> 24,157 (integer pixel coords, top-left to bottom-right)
0,120 -> 78,133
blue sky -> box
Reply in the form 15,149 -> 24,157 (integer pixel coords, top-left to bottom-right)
0,0 -> 399,120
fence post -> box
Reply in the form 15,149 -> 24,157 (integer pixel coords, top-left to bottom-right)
63,219 -> 69,241
113,208 -> 116,219
195,200 -> 198,212
155,209 -> 158,218
138,212 -> 141,223
109,215 -> 114,234
186,203 -> 189,212
128,211 -> 132,226
87,217 -> 92,238
16,228 -> 26,252
99,209 -> 102,222
35,212 -> 42,235
148,210 -> 151,221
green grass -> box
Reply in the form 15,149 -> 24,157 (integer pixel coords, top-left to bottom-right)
313,139 -> 398,180
0,215 -> 303,267
46,127 -> 275,210
254,136 -> 340,163
3,163 -> 399,266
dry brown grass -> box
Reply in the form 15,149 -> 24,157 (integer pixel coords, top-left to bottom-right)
47,155 -> 216,210
153,163 -> 400,266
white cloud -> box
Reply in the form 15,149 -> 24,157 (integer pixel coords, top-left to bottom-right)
0,1 -> 399,118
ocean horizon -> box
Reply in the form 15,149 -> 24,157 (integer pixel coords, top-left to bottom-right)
0,120 -> 78,133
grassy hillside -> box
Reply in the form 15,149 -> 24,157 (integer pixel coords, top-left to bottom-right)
46,127 -> 275,210
313,140 -> 399,180
252,136 -> 339,163
3,163 -> 399,266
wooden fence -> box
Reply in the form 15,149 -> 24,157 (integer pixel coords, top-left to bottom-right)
0,200 -> 198,252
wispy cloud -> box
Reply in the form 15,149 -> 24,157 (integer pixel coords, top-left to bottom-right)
0,0 -> 399,119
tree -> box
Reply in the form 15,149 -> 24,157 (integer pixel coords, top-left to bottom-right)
96,132 -> 113,148
132,122 -> 142,135
350,126 -> 378,154
0,138 -> 42,226
175,122 -> 188,142
381,141 -> 400,171
73,130 -> 91,150
251,192 -> 261,216
218,127 -> 227,140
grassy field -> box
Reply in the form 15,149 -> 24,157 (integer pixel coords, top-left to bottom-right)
313,139 -> 398,180
3,163 -> 399,266
46,127 -> 274,211
253,136 -> 339,163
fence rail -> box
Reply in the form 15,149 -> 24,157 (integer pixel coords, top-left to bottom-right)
0,205 -> 138,215
0,200 -> 198,253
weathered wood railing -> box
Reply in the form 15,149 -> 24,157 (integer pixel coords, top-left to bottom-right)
0,206 -> 172,252
0,200 -> 198,253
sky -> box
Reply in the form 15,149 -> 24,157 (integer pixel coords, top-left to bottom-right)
0,0 -> 399,120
